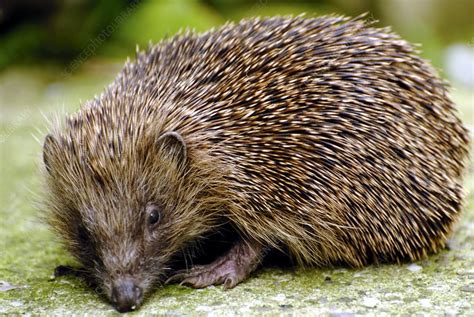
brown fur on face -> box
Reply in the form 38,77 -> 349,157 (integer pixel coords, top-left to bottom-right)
43,124 -> 233,301
42,14 -> 469,309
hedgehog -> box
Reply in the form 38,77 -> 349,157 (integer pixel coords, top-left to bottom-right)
41,15 -> 470,312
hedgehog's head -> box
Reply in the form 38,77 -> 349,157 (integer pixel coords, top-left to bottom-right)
42,128 -> 225,312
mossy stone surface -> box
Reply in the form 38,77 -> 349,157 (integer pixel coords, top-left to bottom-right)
0,65 -> 472,315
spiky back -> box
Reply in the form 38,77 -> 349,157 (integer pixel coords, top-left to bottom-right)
47,15 -> 470,267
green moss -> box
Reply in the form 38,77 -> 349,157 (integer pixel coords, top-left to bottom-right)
102,0 -> 224,57
0,65 -> 472,315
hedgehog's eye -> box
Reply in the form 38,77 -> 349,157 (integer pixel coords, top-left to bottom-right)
149,210 -> 160,225
146,205 -> 161,226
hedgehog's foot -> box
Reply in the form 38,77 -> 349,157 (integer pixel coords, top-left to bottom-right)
53,265 -> 97,287
169,240 -> 263,289
54,265 -> 90,279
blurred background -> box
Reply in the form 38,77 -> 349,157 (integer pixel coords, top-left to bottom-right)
0,0 -> 473,83
0,0 -> 473,143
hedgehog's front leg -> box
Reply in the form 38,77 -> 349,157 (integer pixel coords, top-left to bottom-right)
170,240 -> 264,289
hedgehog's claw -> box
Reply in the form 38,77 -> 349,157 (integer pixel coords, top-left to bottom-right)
165,272 -> 186,284
167,240 -> 263,289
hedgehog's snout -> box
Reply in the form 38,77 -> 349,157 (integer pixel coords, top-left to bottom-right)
110,277 -> 143,313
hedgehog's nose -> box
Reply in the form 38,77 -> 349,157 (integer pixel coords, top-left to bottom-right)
111,278 -> 143,313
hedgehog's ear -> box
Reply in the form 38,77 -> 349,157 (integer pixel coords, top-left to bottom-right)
43,134 -> 57,174
156,131 -> 187,165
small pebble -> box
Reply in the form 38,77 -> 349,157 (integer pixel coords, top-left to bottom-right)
195,305 -> 212,312
362,297 -> 379,308
0,281 -> 22,292
273,293 -> 286,301
460,285 -> 474,292
10,301 -> 23,307
407,264 -> 423,272
418,298 -> 431,308
444,308 -> 458,317
457,269 -> 474,276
